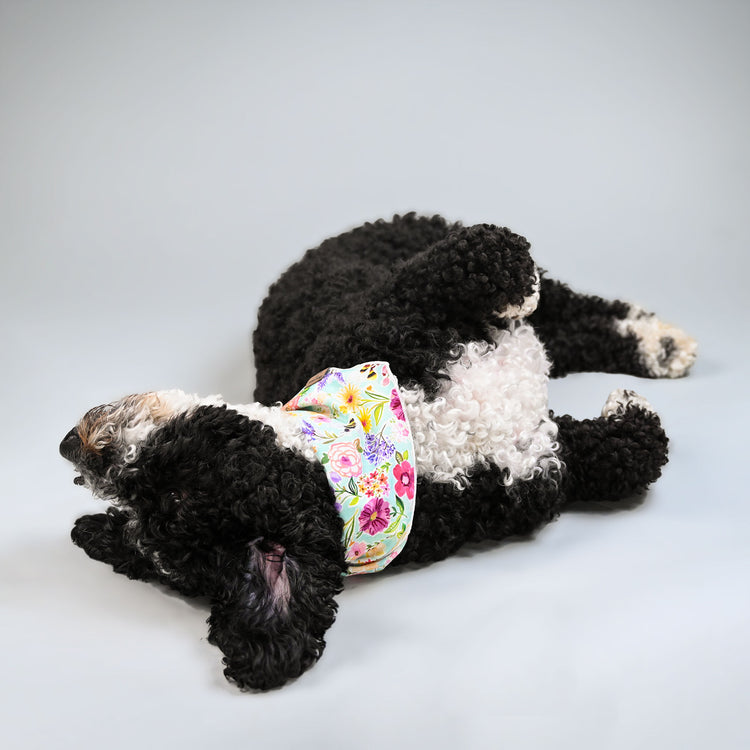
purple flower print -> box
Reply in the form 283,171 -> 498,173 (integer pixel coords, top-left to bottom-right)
363,433 -> 395,464
358,497 -> 391,535
317,369 -> 344,390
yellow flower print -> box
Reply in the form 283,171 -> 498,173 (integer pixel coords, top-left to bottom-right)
368,541 -> 387,559
357,407 -> 372,432
339,383 -> 363,413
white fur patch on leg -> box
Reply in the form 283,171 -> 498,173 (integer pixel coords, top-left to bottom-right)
602,389 -> 655,418
496,271 -> 540,319
615,305 -> 697,378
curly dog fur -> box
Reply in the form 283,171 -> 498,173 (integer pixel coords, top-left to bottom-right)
61,214 -> 696,690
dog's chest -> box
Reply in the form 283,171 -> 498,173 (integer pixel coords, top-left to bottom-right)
400,323 -> 559,486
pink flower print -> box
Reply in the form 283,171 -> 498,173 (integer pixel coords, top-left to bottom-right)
390,389 -> 405,421
284,393 -> 301,411
357,469 -> 390,499
393,460 -> 415,500
358,497 -> 391,535
349,542 -> 367,561
327,442 -> 362,478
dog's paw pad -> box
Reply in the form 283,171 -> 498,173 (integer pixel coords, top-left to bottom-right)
615,307 -> 697,378
602,389 -> 655,418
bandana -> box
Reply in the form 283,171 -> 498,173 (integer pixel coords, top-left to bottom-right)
283,362 -> 416,575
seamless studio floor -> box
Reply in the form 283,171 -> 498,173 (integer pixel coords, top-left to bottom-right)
1,2 -> 748,749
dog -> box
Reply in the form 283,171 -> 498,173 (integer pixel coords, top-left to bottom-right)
60,214 -> 696,690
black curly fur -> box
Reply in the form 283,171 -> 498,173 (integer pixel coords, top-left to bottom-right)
253,215 -> 539,403
65,213 -> 680,691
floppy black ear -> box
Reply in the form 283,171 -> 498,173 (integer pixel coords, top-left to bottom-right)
207,540 -> 345,691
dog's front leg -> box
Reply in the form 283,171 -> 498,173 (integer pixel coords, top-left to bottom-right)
208,540 -> 345,691
71,509 -> 157,583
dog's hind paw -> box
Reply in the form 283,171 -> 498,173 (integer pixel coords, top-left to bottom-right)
496,270 -> 541,319
602,389 -> 656,419
615,306 -> 697,378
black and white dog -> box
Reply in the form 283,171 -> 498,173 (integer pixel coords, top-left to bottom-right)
61,214 -> 696,690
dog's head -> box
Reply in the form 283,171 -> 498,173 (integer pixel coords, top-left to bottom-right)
62,391 -> 347,689
60,391 -> 337,570
60,391 -> 195,500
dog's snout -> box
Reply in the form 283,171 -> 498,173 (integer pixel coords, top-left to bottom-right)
59,427 -> 82,461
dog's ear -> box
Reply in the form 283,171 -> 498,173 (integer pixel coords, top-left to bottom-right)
207,540 -> 345,691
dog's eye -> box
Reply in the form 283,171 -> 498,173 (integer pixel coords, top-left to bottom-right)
164,490 -> 184,504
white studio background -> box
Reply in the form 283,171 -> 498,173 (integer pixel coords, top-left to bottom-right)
1,1 -> 748,748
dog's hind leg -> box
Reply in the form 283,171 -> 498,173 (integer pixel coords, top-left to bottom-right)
378,222 -> 540,327
530,276 -> 697,378
554,389 -> 669,505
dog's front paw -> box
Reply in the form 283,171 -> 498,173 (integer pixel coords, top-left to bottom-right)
496,269 -> 540,319
615,306 -> 697,378
71,512 -> 122,562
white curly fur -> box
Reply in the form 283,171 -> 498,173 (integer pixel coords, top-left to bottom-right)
402,321 -> 560,487
77,323 -> 560,496
253,323 -> 561,488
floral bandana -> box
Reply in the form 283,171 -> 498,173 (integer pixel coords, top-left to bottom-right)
282,362 -> 416,575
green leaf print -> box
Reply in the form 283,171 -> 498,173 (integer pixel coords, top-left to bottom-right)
384,518 -> 400,534
342,514 -> 356,548
363,391 -> 390,402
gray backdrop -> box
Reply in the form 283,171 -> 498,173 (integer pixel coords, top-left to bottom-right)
2,1 -> 748,748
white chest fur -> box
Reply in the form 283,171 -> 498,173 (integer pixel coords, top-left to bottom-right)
193,323 -> 560,490
401,322 -> 560,487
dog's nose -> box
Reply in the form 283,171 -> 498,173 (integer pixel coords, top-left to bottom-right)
59,427 -> 82,461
